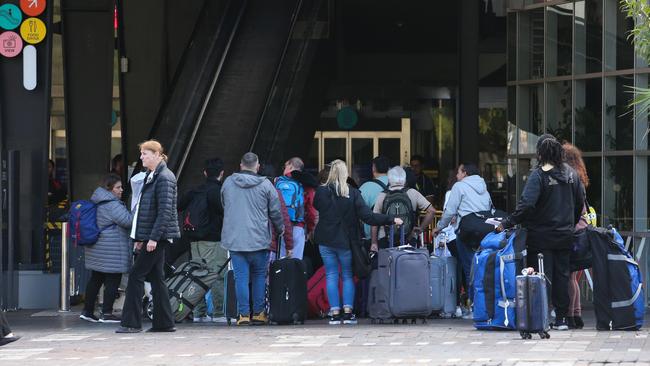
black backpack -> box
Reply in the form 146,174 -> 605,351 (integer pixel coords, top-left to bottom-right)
182,188 -> 211,240
381,188 -> 415,244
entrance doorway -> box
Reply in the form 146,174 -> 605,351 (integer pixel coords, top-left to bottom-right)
312,118 -> 410,185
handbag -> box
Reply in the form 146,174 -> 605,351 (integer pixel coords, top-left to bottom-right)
457,208 -> 508,249
570,228 -> 592,271
329,189 -> 372,279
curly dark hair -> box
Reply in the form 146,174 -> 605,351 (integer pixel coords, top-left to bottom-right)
536,134 -> 564,169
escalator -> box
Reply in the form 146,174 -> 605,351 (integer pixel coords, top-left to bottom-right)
150,0 -> 330,190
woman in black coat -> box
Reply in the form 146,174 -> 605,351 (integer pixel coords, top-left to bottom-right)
314,159 -> 402,325
116,140 -> 181,334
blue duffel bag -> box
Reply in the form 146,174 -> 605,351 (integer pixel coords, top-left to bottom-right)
472,229 -> 527,330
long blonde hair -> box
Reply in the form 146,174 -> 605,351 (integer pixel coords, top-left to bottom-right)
325,159 -> 349,198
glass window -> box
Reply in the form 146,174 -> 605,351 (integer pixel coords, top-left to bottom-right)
508,12 -> 517,81
324,138 -> 346,165
634,156 -> 649,232
517,158 -> 535,198
351,138 -> 373,185
604,156 -> 633,231
646,157 -> 649,231
507,158 -> 518,212
518,8 -> 545,80
378,138 -> 400,168
604,0 -> 634,71
583,157 -> 602,221
507,87 -> 517,155
604,75 -> 634,151
574,0 -> 604,74
546,4 -> 573,77
546,81 -> 572,143
575,78 -> 602,152
638,73 -> 650,151
517,84 -> 543,154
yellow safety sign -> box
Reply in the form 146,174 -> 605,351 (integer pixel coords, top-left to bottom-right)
20,17 -> 46,44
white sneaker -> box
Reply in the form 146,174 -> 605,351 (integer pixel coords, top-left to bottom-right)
211,316 -> 228,323
193,315 -> 212,323
455,306 -> 463,318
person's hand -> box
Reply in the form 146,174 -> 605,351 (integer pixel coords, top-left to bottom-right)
370,242 -> 379,252
412,226 -> 423,236
146,240 -> 158,252
495,224 -> 504,233
432,227 -> 441,236
286,250 -> 293,258
394,218 -> 403,226
134,242 -> 143,252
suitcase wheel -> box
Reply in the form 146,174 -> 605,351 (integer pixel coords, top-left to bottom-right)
519,331 -> 532,340
227,318 -> 232,326
539,332 -> 550,339
410,318 -> 416,324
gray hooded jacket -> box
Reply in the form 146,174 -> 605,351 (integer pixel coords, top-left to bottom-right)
437,175 -> 493,229
221,171 -> 284,252
85,187 -> 133,273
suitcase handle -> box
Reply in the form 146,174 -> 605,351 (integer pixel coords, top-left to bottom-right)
538,253 -> 544,276
388,225 -> 406,248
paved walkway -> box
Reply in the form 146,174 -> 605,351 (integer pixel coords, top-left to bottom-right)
0,310 -> 649,365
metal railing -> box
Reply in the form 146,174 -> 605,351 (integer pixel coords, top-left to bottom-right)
59,222 -> 70,312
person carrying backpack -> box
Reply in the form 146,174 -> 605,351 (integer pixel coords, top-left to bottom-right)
79,174 -> 133,323
371,166 -> 436,251
497,134 -> 584,331
275,157 -> 317,260
359,156 -> 390,240
178,158 -> 227,323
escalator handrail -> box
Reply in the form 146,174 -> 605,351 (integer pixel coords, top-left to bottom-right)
249,0 -> 304,152
175,0 -> 248,178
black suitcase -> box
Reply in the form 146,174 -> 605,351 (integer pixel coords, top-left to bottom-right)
516,253 -> 551,339
268,242 -> 308,325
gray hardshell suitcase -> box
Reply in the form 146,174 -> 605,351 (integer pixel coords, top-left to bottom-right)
430,233 -> 457,315
380,226 -> 431,320
516,253 -> 551,339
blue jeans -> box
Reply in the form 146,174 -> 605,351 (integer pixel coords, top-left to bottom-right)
319,245 -> 355,311
230,250 -> 269,316
455,236 -> 476,299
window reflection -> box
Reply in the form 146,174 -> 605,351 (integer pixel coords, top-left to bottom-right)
604,0 -> 634,71
575,78 -> 602,152
518,8 -> 544,79
575,0 -> 604,74
604,156 -> 633,231
518,84 -> 543,154
604,75 -> 634,151
583,157 -> 602,221
546,4 -> 573,76
547,81 -> 572,143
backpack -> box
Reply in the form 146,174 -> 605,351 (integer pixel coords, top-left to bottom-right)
182,188 -> 211,240
471,229 -> 527,330
69,200 -> 114,246
275,176 -> 305,223
381,188 -> 415,243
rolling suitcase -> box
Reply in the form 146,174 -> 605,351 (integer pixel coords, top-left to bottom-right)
268,238 -> 308,325
431,233 -> 458,316
372,225 -> 431,323
516,253 -> 551,339
224,256 -> 238,325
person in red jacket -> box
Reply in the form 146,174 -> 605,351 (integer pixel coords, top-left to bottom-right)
259,165 -> 294,258
275,157 -> 318,259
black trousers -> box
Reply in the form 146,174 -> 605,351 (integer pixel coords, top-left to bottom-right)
527,247 -> 571,319
83,271 -> 122,314
0,312 -> 11,338
121,241 -> 174,329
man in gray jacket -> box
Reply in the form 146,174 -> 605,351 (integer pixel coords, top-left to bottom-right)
433,163 -> 493,299
221,152 -> 284,325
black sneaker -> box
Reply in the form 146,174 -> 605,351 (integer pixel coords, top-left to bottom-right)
574,316 -> 584,329
342,312 -> 357,325
80,312 -> 99,323
99,314 -> 121,323
328,312 -> 342,325
553,318 -> 569,331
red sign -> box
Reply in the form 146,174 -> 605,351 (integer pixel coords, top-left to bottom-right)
20,0 -> 46,17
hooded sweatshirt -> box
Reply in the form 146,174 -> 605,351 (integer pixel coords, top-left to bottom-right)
501,163 -> 584,249
221,171 -> 284,252
437,175 -> 492,230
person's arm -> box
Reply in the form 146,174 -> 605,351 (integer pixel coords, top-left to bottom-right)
267,182 -> 284,235
574,181 -> 586,227
207,185 -> 223,216
149,174 -> 176,243
110,202 -> 133,229
501,170 -> 542,229
353,189 -> 394,226
177,190 -> 192,212
277,189 -> 293,252
437,184 -> 462,229
304,187 -> 317,234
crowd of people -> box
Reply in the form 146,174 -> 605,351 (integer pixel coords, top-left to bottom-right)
64,132 -> 592,334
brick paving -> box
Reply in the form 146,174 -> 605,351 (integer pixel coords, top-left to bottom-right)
0,310 -> 648,365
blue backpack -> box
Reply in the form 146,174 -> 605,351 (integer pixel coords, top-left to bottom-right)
472,229 -> 527,330
275,176 -> 305,223
69,200 -> 114,246
591,227 -> 644,330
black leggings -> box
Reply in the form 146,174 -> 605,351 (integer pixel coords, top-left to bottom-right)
0,312 -> 11,338
83,271 -> 122,314
527,247 -> 571,320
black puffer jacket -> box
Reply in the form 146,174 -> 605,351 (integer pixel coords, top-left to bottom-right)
314,184 -> 394,250
501,164 -> 584,249
133,161 -> 181,242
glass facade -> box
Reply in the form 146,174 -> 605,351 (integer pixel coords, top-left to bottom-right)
507,0 -> 649,290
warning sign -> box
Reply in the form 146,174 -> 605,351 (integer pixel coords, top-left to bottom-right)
20,17 -> 46,44
20,0 -> 46,17
0,31 -> 23,58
